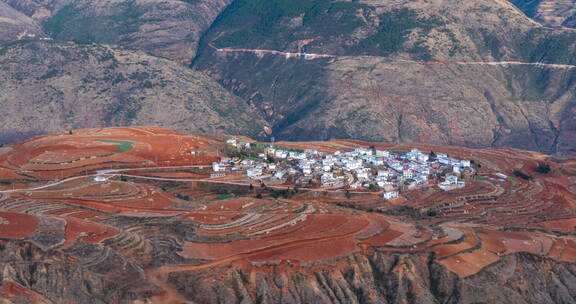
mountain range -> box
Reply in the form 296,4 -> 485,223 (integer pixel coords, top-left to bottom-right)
0,0 -> 575,155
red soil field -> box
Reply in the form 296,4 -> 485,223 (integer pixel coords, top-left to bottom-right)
1,126 -> 576,301
0,280 -> 51,303
59,216 -> 120,249
0,211 -> 39,239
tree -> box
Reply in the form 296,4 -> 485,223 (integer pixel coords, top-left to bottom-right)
513,170 -> 533,180
249,184 -> 254,191
256,193 -> 263,199
537,163 -> 551,174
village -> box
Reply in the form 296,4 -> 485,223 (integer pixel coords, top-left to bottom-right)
212,138 -> 476,200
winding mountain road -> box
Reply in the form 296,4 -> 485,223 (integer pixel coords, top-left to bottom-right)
208,43 -> 576,70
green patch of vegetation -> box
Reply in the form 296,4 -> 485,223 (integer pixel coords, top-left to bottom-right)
45,1 -> 145,44
216,194 -> 233,200
213,0 -> 367,47
408,40 -> 433,61
179,0 -> 199,5
37,69 -> 59,80
95,139 -> 134,153
513,170 -> 533,180
44,3 -> 84,37
536,163 -> 551,174
509,0 -> 543,18
176,193 -> 190,201
517,29 -> 576,65
215,29 -> 266,47
352,8 -> 443,57
480,29 -> 502,60
99,53 -> 115,62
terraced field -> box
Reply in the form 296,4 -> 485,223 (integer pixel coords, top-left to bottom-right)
0,126 -> 575,303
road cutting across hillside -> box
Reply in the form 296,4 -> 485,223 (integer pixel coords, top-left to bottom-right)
208,43 -> 576,70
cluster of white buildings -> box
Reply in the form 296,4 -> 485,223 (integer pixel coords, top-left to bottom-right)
219,139 -> 475,200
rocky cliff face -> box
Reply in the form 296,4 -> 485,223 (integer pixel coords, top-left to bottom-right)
4,242 -> 576,304
169,252 -> 576,304
0,41 -> 268,143
192,0 -> 576,155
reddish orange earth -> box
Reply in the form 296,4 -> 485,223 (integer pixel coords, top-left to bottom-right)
0,126 -> 575,303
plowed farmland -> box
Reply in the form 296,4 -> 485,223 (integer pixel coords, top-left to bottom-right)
1,126 -> 575,303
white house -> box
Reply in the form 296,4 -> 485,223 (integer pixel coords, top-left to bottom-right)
350,181 -> 362,189
226,139 -> 238,147
417,153 -> 429,162
212,162 -> 225,172
445,175 -> 458,184
495,173 -> 508,179
383,191 -> 399,200
346,160 -> 363,170
274,170 -> 286,179
403,167 -> 414,179
94,176 -> 108,182
378,170 -> 391,178
275,150 -> 288,159
321,172 -> 335,186
356,169 -> 370,181
354,148 -> 373,156
439,175 -> 465,191
247,167 -> 263,178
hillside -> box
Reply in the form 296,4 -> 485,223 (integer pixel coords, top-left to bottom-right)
0,41 -> 269,143
1,127 -> 576,303
0,0 -> 234,63
192,0 -> 576,156
511,0 -> 576,28
0,1 -> 43,43
0,0 -> 574,155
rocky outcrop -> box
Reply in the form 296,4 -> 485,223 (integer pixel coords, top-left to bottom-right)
165,252 -> 576,304
4,239 -> 576,303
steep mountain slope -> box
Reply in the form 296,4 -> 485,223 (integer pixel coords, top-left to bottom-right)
0,2 -> 43,43
192,0 -> 576,155
0,41 -> 268,143
0,0 -> 234,63
511,0 -> 576,28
